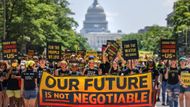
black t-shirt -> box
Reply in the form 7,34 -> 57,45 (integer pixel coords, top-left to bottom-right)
58,69 -> 70,76
110,68 -> 119,75
143,68 -> 159,81
7,68 -> 20,90
69,71 -> 82,76
157,64 -> 167,82
99,62 -> 110,75
167,67 -> 179,85
21,70 -> 37,90
37,66 -> 51,85
85,68 -> 99,76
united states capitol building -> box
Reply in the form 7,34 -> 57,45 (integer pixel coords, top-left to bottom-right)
80,0 -> 124,50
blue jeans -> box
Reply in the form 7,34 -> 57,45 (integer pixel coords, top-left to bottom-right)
167,84 -> 180,107
23,90 -> 37,100
162,81 -> 168,104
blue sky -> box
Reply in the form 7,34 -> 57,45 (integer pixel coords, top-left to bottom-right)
69,0 -> 176,33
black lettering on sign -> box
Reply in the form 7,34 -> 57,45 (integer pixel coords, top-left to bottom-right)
122,40 -> 139,60
47,42 -> 61,61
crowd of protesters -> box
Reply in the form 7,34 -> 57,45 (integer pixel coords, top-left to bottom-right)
0,52 -> 190,107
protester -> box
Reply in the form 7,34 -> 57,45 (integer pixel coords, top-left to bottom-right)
0,61 -> 8,107
69,63 -> 82,76
178,57 -> 190,107
21,60 -> 38,107
165,60 -> 180,107
6,60 -> 21,107
157,60 -> 168,106
143,61 -> 159,107
0,61 -> 9,107
83,60 -> 100,76
99,54 -> 110,75
0,49 -> 189,107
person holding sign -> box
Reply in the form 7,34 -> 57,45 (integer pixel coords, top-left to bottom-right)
178,57 -> 190,107
21,60 -> 38,107
165,60 -> 180,107
99,54 -> 110,75
37,57 -> 51,87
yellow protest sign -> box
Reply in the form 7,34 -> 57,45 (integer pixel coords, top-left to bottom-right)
181,73 -> 190,86
139,51 -> 153,61
39,72 -> 153,107
84,51 -> 97,61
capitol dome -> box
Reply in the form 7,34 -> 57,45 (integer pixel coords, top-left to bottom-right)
80,0 -> 108,34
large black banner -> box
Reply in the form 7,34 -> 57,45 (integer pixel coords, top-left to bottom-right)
122,40 -> 139,60
160,39 -> 177,60
47,42 -> 61,61
2,41 -> 18,60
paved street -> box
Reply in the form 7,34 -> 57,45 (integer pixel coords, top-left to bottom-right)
156,102 -> 169,107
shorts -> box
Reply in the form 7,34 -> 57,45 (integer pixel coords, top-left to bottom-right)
23,90 -> 37,100
180,85 -> 190,93
6,90 -> 21,98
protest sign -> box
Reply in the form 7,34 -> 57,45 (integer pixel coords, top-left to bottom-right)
122,40 -> 139,60
160,39 -> 177,60
40,72 -> 153,107
181,73 -> 190,86
64,50 -> 76,61
2,41 -> 17,60
47,42 -> 61,61
139,51 -> 153,61
102,45 -> 107,52
106,40 -> 115,46
105,41 -> 120,61
26,45 -> 39,57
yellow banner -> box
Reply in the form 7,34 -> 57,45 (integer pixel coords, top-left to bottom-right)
181,73 -> 190,86
40,72 -> 153,107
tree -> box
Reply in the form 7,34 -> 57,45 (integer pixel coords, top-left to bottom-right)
169,0 -> 190,32
122,25 -> 173,53
0,0 -> 89,54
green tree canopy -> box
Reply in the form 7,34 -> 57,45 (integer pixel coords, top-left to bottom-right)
169,0 -> 190,32
0,0 -> 90,52
122,25 -> 173,53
